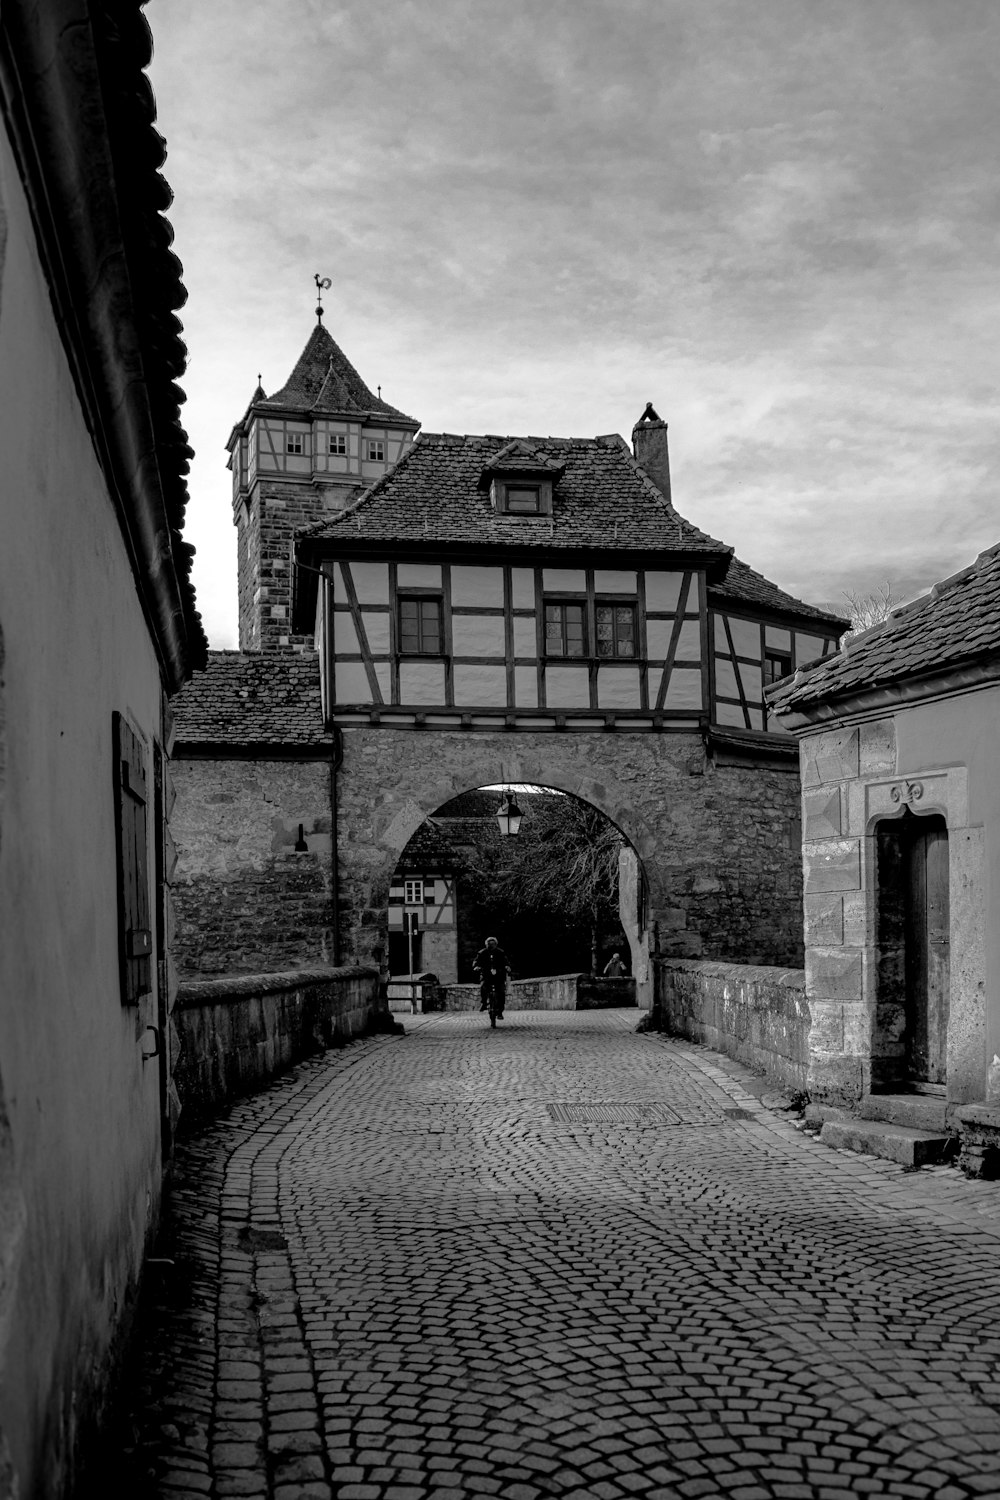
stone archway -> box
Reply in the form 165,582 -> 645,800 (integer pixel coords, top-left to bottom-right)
335,727 -> 691,1006
384,779 -> 653,994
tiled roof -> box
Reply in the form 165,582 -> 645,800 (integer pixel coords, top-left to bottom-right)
768,542 -> 1000,715
711,556 -> 848,626
484,440 -> 565,475
8,0 -> 208,685
261,324 -> 417,424
172,652 -> 329,747
302,432 -> 732,558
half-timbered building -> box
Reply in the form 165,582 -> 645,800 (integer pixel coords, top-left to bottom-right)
296,417 -> 840,735
171,332 -> 845,1003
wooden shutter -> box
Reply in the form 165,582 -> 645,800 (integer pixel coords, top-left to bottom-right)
113,712 -> 152,1004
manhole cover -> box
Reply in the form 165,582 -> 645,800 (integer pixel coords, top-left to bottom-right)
722,1108 -> 759,1121
547,1102 -> 680,1125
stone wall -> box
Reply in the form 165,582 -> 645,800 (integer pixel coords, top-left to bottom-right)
171,758 -> 333,976
173,966 -> 379,1127
656,959 -> 810,1092
333,726 -> 804,975
431,974 -> 637,1012
170,728 -> 804,993
239,479 -> 357,652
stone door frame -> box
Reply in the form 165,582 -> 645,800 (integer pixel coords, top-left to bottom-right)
805,747 -> 984,1108
859,767 -> 983,1106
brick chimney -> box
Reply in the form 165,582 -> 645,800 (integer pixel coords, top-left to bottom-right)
631,402 -> 671,504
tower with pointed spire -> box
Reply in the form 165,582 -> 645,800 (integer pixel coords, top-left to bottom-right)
227,321 -> 419,650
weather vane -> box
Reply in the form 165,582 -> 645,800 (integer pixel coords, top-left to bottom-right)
314,273 -> 332,322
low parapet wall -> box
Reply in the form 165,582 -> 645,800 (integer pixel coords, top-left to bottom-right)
433,974 -> 637,1012
173,966 -> 381,1129
656,959 -> 809,1092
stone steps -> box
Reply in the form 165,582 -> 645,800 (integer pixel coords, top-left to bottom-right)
859,1092 -> 948,1132
817,1113 -> 954,1168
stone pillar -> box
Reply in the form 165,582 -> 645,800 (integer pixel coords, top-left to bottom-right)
801,724 -> 868,1106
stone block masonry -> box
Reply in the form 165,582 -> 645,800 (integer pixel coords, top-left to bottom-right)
334,726 -> 804,975
656,958 -> 809,1092
170,728 -> 806,985
173,965 -> 379,1128
171,759 -> 334,976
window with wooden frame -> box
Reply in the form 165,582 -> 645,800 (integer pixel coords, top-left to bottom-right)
398,595 -> 443,655
763,650 -> 793,685
329,433 -> 347,455
505,485 -> 541,513
595,601 -> 637,658
493,479 -> 553,516
403,877 -> 424,905
286,432 -> 304,454
367,439 -> 385,461
113,712 -> 152,1005
544,600 -> 587,657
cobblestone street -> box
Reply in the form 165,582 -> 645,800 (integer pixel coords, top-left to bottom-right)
117,1012 -> 1000,1500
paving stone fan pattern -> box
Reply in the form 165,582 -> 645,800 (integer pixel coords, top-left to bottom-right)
115,1012 -> 1000,1500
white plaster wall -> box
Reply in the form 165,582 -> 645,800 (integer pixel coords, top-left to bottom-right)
0,127 -> 165,1495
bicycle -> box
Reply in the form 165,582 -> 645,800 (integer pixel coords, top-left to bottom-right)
483,976 -> 505,1028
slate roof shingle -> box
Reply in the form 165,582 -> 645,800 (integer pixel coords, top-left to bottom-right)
303,431 -> 731,557
301,430 -> 844,624
172,652 -> 328,747
768,542 -> 1000,716
261,323 -> 417,424
710,556 -> 845,626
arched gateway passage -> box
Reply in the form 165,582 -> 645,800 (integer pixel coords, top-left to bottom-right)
332,725 -> 804,996
334,734 -> 669,1007
386,783 -> 650,997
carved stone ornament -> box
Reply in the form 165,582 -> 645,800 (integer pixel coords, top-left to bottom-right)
889,780 -> 924,806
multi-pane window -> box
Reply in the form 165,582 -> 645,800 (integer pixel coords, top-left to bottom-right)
329,433 -> 347,455
398,596 -> 443,655
763,650 -> 793,684
404,878 -> 424,905
286,433 -> 303,454
367,439 -> 385,461
596,602 -> 637,658
505,486 -> 540,513
544,601 -> 587,657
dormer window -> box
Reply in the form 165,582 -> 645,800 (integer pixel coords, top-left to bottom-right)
493,479 -> 553,516
481,441 -> 564,517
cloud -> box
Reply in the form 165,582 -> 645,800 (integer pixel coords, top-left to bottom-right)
148,0 -> 1000,647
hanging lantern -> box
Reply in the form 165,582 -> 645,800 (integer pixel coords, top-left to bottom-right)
495,789 -> 523,837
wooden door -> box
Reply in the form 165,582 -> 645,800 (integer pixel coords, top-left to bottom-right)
905,817 -> 950,1084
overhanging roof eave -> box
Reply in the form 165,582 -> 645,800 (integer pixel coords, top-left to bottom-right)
769,653 -> 1000,734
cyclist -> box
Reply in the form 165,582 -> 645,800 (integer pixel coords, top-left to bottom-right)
473,936 -> 511,1019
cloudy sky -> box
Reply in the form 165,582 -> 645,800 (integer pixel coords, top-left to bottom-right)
148,0 -> 1000,649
